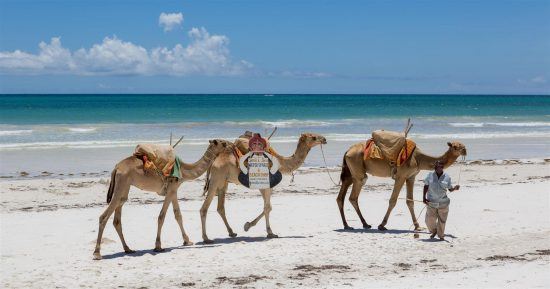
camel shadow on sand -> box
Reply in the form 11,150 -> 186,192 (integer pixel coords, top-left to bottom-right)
334,228 -> 417,235
101,235 -> 308,259
196,235 -> 308,245
100,244 -> 221,260
334,228 -> 458,239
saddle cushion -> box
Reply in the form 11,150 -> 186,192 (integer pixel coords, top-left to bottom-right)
365,130 -> 416,166
134,144 -> 176,176
371,130 -> 406,161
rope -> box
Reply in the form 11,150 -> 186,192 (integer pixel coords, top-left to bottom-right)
457,155 -> 466,185
320,143 -> 340,187
410,204 -> 428,231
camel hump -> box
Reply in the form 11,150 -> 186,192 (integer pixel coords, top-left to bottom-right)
134,144 -> 176,176
371,130 -> 406,161
234,138 -> 250,155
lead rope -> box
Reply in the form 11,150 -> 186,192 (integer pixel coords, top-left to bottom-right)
320,144 -> 340,187
457,155 -> 466,185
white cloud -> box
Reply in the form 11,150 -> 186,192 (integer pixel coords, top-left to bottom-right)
159,12 -> 183,32
517,76 -> 547,84
0,28 -> 251,76
268,70 -> 332,79
530,76 -> 547,84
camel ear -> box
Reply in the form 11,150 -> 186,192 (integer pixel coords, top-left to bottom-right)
209,140 -> 213,144
447,142 -> 452,147
213,140 -> 218,145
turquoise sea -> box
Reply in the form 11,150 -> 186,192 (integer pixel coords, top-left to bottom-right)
0,94 -> 549,176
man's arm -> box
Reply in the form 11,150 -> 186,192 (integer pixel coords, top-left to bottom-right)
423,185 -> 429,204
449,185 -> 460,192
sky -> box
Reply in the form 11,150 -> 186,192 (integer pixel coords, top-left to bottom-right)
0,0 -> 549,94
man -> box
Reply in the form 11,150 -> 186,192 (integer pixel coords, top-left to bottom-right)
423,160 -> 460,240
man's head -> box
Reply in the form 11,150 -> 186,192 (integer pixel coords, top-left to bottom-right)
434,160 -> 444,174
249,133 -> 267,152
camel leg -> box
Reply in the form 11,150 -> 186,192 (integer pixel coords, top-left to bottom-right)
93,200 -> 118,260
261,188 -> 278,238
93,174 -> 128,260
113,203 -> 134,254
154,192 -> 174,252
200,185 -> 217,244
217,182 -> 237,238
172,198 -> 193,246
349,178 -> 371,229
405,177 -> 421,230
378,178 -> 406,231
244,211 -> 264,232
336,175 -> 353,230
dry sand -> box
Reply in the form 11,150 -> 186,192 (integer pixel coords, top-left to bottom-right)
1,161 -> 549,288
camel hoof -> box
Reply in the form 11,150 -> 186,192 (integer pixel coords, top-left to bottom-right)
378,225 -> 387,231
344,226 -> 354,230
93,252 -> 102,260
229,232 -> 237,238
244,222 -> 251,232
203,239 -> 214,244
363,224 -> 372,229
154,247 -> 164,252
124,249 -> 136,254
183,241 -> 194,246
267,233 -> 279,239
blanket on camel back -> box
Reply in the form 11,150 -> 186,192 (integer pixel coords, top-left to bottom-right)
364,130 -> 416,166
134,144 -> 181,179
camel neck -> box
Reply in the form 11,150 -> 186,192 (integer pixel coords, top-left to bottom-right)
179,146 -> 217,181
274,140 -> 311,174
416,149 -> 458,171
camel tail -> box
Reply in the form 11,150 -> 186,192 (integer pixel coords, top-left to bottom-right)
340,155 -> 351,183
106,169 -> 117,204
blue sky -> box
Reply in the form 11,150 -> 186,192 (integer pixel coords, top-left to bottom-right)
0,0 -> 549,94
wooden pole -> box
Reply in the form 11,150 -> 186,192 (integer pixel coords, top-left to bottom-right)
172,136 -> 184,148
267,127 -> 278,140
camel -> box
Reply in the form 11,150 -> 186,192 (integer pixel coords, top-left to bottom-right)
93,139 -> 233,260
199,133 -> 327,243
337,141 -> 467,231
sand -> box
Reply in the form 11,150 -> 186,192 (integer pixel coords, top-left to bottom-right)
1,161 -> 549,288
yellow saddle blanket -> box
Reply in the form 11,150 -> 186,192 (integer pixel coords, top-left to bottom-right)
364,138 -> 416,167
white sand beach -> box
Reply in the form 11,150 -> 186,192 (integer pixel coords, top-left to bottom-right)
1,160 -> 549,288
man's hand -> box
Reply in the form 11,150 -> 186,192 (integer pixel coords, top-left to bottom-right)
454,185 -> 460,191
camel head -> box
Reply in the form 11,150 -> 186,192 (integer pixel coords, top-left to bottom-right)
299,132 -> 327,148
447,141 -> 467,157
208,139 -> 233,155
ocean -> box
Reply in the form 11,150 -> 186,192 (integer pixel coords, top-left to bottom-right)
1,94 -> 549,177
